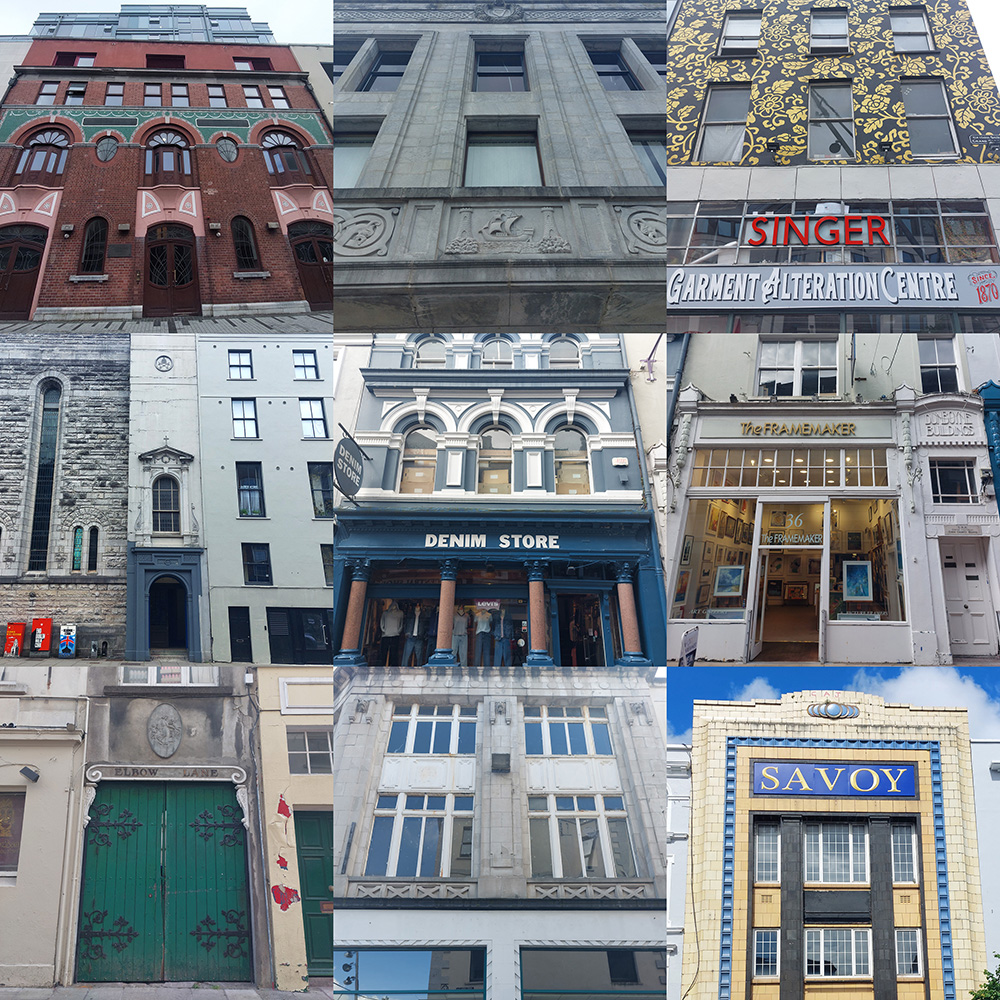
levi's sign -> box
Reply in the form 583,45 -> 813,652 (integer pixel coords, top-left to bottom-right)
753,761 -> 916,797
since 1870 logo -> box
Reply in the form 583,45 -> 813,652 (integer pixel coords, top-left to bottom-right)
969,268 -> 999,304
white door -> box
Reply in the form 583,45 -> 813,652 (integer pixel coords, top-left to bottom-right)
941,540 -> 999,655
748,551 -> 768,661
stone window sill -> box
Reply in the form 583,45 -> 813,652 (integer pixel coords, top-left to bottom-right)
233,270 -> 271,279
69,274 -> 109,282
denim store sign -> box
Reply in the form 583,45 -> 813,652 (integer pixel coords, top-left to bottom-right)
752,760 -> 916,796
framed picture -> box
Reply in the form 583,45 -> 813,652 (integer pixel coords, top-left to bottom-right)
875,521 -> 884,546
847,531 -> 862,551
701,558 -> 713,579
714,564 -> 746,597
864,528 -> 873,549
703,541 -> 714,562
884,513 -> 894,544
696,583 -> 710,605
843,561 -> 873,601
808,558 -> 821,575
729,549 -> 740,564
831,508 -> 840,529
725,515 -> 737,538
784,582 -> 809,601
739,549 -> 748,565
832,530 -> 843,550
673,570 -> 691,605
740,499 -> 749,514
789,556 -> 802,575
769,510 -> 787,528
708,505 -> 721,534
869,503 -> 874,523
742,521 -> 752,544
766,578 -> 782,597
771,555 -> 784,573
681,535 -> 694,566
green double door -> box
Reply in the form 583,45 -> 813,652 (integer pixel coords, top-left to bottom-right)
294,811 -> 333,976
77,782 -> 252,982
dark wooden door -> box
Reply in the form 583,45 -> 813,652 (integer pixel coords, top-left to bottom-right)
0,225 -> 46,319
144,224 -> 201,317
299,609 -> 333,664
293,811 -> 333,976
228,606 -> 253,662
288,222 -> 332,311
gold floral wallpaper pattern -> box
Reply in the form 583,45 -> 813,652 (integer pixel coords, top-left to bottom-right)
665,0 -> 1000,165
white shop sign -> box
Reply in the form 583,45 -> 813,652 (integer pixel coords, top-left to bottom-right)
699,415 -> 894,440
667,264 -> 997,309
944,525 -> 983,535
424,533 -> 561,549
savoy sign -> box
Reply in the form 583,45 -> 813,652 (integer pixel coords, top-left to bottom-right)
752,760 -> 916,797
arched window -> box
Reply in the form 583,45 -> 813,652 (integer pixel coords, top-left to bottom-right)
415,336 -> 446,368
482,336 -> 513,368
399,426 -> 438,494
80,217 -> 108,273
152,474 -> 180,532
549,336 -> 580,368
231,216 -> 259,269
87,527 -> 99,571
261,131 -> 312,183
144,130 -> 192,185
478,425 -> 512,494
554,426 -> 591,495
72,526 -> 84,570
27,383 -> 62,570
15,129 -> 70,185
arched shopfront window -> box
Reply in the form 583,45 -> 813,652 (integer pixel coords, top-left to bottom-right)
414,336 -> 446,368
27,383 -> 62,570
80,217 -> 108,273
261,131 -> 313,183
482,335 -> 513,368
477,425 -> 513,493
14,129 -> 70,185
152,474 -> 181,532
549,335 -> 581,368
553,425 -> 590,495
144,130 -> 192,185
399,426 -> 438,494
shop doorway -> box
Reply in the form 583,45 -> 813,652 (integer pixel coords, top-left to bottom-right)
0,224 -> 46,319
288,221 -> 333,310
144,224 -> 201,316
293,810 -> 334,975
266,607 -> 334,664
556,594 -> 605,667
149,575 -> 187,653
941,539 -> 1000,656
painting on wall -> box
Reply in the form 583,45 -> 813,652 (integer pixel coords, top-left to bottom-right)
725,515 -> 737,538
681,535 -> 694,566
843,561 -> 873,601
708,506 -> 721,534
789,556 -> 802,575
696,583 -> 710,605
674,570 -> 691,605
703,541 -> 715,562
714,565 -> 746,597
769,510 -> 787,528
847,531 -> 862,551
808,558 -> 821,575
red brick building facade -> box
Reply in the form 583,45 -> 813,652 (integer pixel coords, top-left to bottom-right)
0,38 -> 332,319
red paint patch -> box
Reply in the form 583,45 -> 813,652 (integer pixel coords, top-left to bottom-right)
277,854 -> 288,870
271,884 -> 300,911
277,794 -> 291,817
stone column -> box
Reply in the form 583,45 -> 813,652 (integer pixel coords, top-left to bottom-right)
615,562 -> 652,667
524,560 -> 554,667
427,558 -> 459,666
334,560 -> 370,666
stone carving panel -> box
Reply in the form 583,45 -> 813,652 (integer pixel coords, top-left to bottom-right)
615,205 -> 668,254
445,206 -> 571,255
147,703 -> 183,758
334,207 -> 399,257
918,408 -> 985,445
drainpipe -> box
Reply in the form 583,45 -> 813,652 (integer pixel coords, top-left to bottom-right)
666,331 -> 692,461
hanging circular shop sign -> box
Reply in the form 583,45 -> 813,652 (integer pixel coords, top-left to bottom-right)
335,437 -> 365,497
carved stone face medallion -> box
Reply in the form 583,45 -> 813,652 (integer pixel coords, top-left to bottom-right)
154,355 -> 173,372
147,703 -> 183,758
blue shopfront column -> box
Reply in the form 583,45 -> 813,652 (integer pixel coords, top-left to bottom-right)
427,558 -> 460,666
334,559 -> 370,667
525,560 -> 555,667
981,381 -> 1000,515
615,562 -> 653,667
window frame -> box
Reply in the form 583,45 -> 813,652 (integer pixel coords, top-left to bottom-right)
553,425 -> 592,496
756,338 -> 839,397
242,84 -> 264,108
629,130 -> 667,185
321,543 -> 334,585
65,82 -> 87,106
0,793 -> 26,873
808,82 -> 856,161
332,133 -> 374,187
151,474 -> 181,533
16,130 -> 70,184
754,929 -> 780,978
228,350 -> 254,379
293,350 -> 320,380
267,85 -> 290,108
805,927 -> 872,979
891,8 -> 934,53
286,728 -> 334,775
299,398 -> 329,438
170,83 -> 189,107
473,49 -> 528,92
891,822 -> 918,884
144,82 -> 162,107
241,541 -> 273,585
308,462 -> 335,517
918,335 -> 960,392
236,461 -> 266,517
902,78 -> 959,158
697,85 -> 751,162
262,132 -> 313,182
231,398 -> 258,438
121,664 -> 219,685
754,822 -> 781,883
231,216 -> 259,270
104,82 -> 124,106
208,84 -> 228,107
87,526 -> 99,572
359,50 -> 411,92
144,130 -> 192,184
810,9 -> 850,52
895,928 -> 923,977
415,336 -> 447,368
719,12 -> 762,57
387,704 -> 478,755
929,458 -> 978,504
79,217 -> 108,273
477,424 -> 514,495
463,131 -> 544,187
548,335 -> 581,368
523,705 -> 613,757
803,821 -> 869,885
481,336 -> 514,368
36,81 -> 59,105
587,48 -> 642,91
399,425 -> 438,494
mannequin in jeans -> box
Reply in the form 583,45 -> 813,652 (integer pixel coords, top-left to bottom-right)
400,602 -> 430,667
378,600 -> 404,667
452,606 -> 470,667
492,606 -> 514,667
473,607 -> 493,668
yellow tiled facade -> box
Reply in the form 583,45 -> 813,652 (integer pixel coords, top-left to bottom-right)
681,691 -> 986,1000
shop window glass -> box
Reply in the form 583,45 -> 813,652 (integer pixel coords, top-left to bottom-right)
892,823 -> 917,882
0,793 -> 26,872
829,499 -> 905,621
755,930 -> 779,977
527,794 -> 636,878
929,459 -> 977,503
554,426 -> 590,495
400,426 -> 438,493
333,949 -> 485,997
918,336 -> 959,391
363,794 -> 474,878
477,425 -> 512,494
521,949 -> 666,993
671,498 -> 758,619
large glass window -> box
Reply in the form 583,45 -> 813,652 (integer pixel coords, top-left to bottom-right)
587,49 -> 641,91
527,794 -> 636,878
332,135 -> 373,187
80,217 -> 108,273
554,426 -> 590,495
806,928 -> 871,977
333,950 -> 485,998
719,12 -> 761,56
27,384 -> 62,571
464,133 -> 542,186
360,50 -> 411,91
387,704 -> 477,755
698,86 -> 751,162
0,792 -> 26,872
896,929 -> 922,976
477,425 -> 512,494
809,83 -> 855,160
690,450 -> 887,489
892,822 -> 917,883
286,729 -> 333,774
891,8 -> 933,52
757,339 -> 838,396
474,50 -> 527,91
523,706 -> 613,756
755,822 -> 780,882
919,336 -> 959,391
804,821 -> 868,883
902,79 -> 958,156
144,130 -> 192,184
262,131 -> 312,182
930,459 -> 977,503
811,9 -> 849,51
755,930 -> 779,977
521,949 -> 666,996
364,793 -> 475,878
152,475 -> 180,532
399,426 -> 438,494
307,462 -> 334,517
236,461 -> 265,517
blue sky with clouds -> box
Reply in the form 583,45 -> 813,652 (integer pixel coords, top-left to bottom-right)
666,666 -> 1000,743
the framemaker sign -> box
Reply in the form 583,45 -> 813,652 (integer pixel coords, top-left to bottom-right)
667,264 -> 998,309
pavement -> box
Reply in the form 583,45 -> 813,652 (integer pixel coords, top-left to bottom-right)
0,984 -> 336,1000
